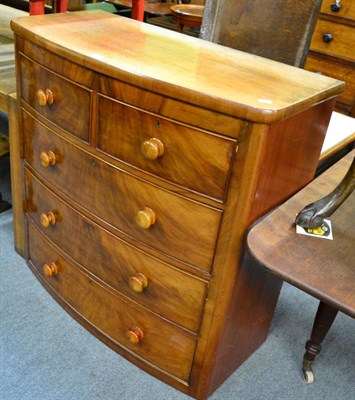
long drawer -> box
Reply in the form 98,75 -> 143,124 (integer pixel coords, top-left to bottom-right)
28,223 -> 197,382
97,95 -> 236,201
19,53 -> 92,141
23,112 -> 222,271
25,170 -> 208,332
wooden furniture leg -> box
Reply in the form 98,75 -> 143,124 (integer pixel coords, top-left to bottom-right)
8,93 -> 25,256
52,0 -> 67,13
132,0 -> 144,21
0,192 -> 11,213
29,0 -> 45,15
0,134 -> 11,213
296,157 -> 355,228
29,0 -> 67,14
302,301 -> 338,383
177,21 -> 183,32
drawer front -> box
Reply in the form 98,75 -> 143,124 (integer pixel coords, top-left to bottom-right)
19,53 -> 92,141
28,224 -> 196,382
310,19 -> 355,60
23,112 -> 222,272
304,56 -> 355,108
321,0 -> 355,20
25,170 -> 208,332
97,95 -> 236,201
100,76 -> 247,137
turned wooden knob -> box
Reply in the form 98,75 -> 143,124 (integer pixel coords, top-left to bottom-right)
126,326 -> 144,344
36,88 -> 54,107
43,262 -> 58,277
40,211 -> 56,228
141,138 -> 164,160
135,207 -> 156,229
129,272 -> 148,293
39,150 -> 57,167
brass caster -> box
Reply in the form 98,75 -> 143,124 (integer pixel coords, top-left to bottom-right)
302,368 -> 314,384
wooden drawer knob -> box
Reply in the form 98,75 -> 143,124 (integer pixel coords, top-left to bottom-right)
39,150 -> 57,167
43,262 -> 58,277
323,33 -> 333,43
129,272 -> 148,293
330,1 -> 341,12
36,88 -> 54,107
126,326 -> 144,344
135,207 -> 156,229
141,138 -> 164,160
40,211 -> 56,228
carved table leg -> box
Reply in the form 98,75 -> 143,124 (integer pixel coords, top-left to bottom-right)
302,301 -> 338,383
295,156 -> 355,229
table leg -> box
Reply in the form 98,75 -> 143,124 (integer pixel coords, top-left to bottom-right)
29,0 -> 45,15
177,21 -> 184,33
302,301 -> 338,383
52,0 -> 67,13
0,193 -> 11,213
132,0 -> 144,21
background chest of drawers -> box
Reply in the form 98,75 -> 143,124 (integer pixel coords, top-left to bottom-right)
11,11 -> 343,400
305,0 -> 355,116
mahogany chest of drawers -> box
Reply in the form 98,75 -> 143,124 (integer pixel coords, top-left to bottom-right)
305,0 -> 355,116
11,11 -> 343,399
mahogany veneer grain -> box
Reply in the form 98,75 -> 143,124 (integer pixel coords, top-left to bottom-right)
11,11 -> 344,399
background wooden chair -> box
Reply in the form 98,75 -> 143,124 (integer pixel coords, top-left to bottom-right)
200,0 -> 323,68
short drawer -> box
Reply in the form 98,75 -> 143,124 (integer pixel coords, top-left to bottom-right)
23,112 -> 222,272
97,95 -> 236,201
25,171 -> 208,332
28,224 -> 196,382
310,19 -> 355,60
19,53 -> 92,141
320,0 -> 355,20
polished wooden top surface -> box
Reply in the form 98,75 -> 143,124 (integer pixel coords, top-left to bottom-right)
11,11 -> 344,123
170,4 -> 204,18
247,150 -> 355,318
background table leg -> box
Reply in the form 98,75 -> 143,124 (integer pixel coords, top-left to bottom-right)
29,0 -> 45,15
132,0 -> 144,21
302,301 -> 338,383
52,0 -> 67,13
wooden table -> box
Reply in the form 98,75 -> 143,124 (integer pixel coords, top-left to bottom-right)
105,0 -> 174,16
170,4 -> 204,33
247,149 -> 355,383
